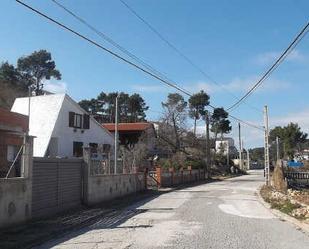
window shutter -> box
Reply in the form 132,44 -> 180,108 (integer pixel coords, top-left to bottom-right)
69,112 -> 75,127
83,114 -> 90,129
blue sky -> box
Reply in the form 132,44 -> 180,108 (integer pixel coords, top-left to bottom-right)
1,0 -> 309,148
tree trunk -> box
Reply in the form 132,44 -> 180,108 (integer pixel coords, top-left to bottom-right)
172,113 -> 180,151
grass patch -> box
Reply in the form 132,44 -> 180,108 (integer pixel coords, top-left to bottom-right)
260,185 -> 303,217
271,200 -> 301,215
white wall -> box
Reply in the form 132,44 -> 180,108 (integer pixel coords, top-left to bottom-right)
11,95 -> 65,157
52,96 -> 114,158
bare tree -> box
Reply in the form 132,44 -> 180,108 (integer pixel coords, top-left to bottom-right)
161,93 -> 187,151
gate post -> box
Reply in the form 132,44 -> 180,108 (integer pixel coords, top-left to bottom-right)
188,165 -> 192,182
156,166 -> 162,188
82,147 -> 91,205
21,135 -> 34,179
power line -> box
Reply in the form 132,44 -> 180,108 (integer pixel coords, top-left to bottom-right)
119,0 -> 262,113
51,0 -> 184,93
15,0 -> 190,96
227,20 -> 309,111
52,0 -> 263,130
15,0 -> 264,131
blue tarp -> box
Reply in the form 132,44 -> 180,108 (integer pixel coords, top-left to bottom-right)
287,161 -> 304,167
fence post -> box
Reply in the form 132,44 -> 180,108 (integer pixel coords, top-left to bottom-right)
82,147 -> 91,205
156,166 -> 162,188
169,167 -> 174,186
21,135 -> 33,179
188,166 -> 192,182
181,167 -> 184,184
144,168 -> 148,189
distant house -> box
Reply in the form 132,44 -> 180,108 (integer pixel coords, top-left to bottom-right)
215,137 -> 238,156
11,94 -> 114,158
102,122 -> 157,150
0,108 -> 28,177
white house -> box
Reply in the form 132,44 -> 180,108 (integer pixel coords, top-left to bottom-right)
215,137 -> 237,155
11,94 -> 114,158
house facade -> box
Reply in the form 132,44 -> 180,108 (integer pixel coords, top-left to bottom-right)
11,94 -> 114,158
215,137 -> 237,156
102,122 -> 156,150
0,108 -> 28,177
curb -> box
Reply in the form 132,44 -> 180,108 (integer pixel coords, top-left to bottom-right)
256,185 -> 309,236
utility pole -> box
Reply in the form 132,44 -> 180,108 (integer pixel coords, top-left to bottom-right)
114,94 -> 119,174
226,139 -> 229,168
238,123 -> 242,170
264,105 -> 270,185
27,86 -> 31,136
205,110 -> 210,178
276,136 -> 280,161
247,148 -> 250,170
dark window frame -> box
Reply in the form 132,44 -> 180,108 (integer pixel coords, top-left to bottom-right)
74,113 -> 83,128
73,141 -> 83,157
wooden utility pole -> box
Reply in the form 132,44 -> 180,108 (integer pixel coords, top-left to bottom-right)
238,123 -> 242,170
264,105 -> 270,185
205,110 -> 210,178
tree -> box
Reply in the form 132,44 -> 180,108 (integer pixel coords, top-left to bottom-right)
128,93 -> 149,122
249,147 -> 264,163
162,93 -> 187,151
211,107 -> 232,149
270,123 -> 307,159
0,62 -> 28,109
79,92 -> 149,123
188,90 -> 210,136
78,98 -> 99,115
17,50 -> 61,95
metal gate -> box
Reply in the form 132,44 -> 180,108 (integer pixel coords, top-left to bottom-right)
32,158 -> 83,218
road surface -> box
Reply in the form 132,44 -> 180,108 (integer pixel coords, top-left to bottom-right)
38,170 -> 309,249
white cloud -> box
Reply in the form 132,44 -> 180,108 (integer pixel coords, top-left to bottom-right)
255,49 -> 305,65
270,109 -> 309,132
44,81 -> 68,94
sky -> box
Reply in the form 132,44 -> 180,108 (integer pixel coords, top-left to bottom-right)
1,0 -> 309,148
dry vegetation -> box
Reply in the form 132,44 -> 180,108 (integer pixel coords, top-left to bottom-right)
260,185 -> 309,221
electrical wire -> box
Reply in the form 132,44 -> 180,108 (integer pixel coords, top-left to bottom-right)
51,0 -> 186,94
227,20 -> 309,111
15,0 -> 264,131
119,0 -> 262,113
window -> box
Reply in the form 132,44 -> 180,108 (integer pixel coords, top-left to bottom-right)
74,114 -> 82,128
69,112 -> 90,129
73,141 -> 83,157
89,143 -> 98,154
83,114 -> 90,129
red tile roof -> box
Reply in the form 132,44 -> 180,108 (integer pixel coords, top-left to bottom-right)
0,107 -> 28,132
102,122 -> 153,132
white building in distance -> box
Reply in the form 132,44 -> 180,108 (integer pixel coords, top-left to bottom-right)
11,94 -> 114,158
215,137 -> 236,155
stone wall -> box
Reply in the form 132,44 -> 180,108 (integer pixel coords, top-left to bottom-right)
0,178 -> 32,228
84,173 -> 146,206
159,168 -> 205,187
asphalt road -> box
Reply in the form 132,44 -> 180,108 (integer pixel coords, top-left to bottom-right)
38,170 -> 309,249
